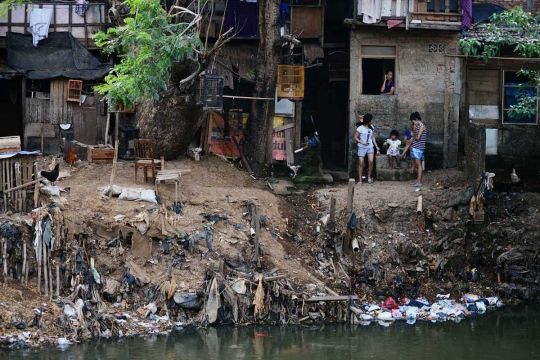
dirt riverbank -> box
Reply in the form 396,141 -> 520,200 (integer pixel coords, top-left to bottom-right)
1,155 -> 538,348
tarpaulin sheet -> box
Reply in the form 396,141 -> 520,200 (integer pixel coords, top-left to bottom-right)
6,32 -> 111,80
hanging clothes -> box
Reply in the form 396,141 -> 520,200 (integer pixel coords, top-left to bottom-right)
29,8 -> 53,46
280,3 -> 290,28
461,0 -> 473,31
359,0 -> 383,24
75,0 -> 90,17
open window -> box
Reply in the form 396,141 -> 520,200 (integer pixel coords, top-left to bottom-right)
502,71 -> 538,125
360,45 -> 396,95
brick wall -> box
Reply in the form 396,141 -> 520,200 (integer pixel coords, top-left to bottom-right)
474,0 -> 540,15
466,122 -> 486,180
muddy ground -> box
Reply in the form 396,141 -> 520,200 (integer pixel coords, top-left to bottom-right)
1,155 -> 539,348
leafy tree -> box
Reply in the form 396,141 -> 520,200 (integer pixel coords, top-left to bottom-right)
94,0 -> 204,108
459,6 -> 540,119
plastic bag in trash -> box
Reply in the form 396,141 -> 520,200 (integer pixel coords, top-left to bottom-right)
173,292 -> 201,309
475,301 -> 487,313
382,297 -> 399,310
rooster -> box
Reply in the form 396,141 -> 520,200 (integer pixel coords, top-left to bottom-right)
41,162 -> 60,186
510,168 -> 520,184
65,147 -> 77,167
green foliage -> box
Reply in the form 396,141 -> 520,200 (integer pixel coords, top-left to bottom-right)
459,7 -> 540,119
0,0 -> 29,18
94,0 -> 204,108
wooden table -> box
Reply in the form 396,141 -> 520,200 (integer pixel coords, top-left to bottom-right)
154,169 -> 191,205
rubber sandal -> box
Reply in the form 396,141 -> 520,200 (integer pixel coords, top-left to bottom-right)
368,178 -> 374,184
411,183 -> 422,187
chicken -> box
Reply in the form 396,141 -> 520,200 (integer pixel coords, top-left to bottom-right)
65,148 -> 77,167
510,168 -> 520,183
41,163 -> 60,185
288,165 -> 301,179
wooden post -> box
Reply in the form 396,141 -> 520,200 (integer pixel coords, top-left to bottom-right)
104,112 -> 110,145
346,178 -> 355,214
37,231 -> 41,293
40,135 -> 44,155
56,264 -> 60,297
43,237 -> 48,296
48,248 -> 53,298
1,238 -> 7,279
329,195 -> 336,226
21,243 -> 26,285
114,112 -> 119,144
108,140 -> 119,198
33,163 -> 39,208
254,205 -> 261,268
344,179 -> 355,253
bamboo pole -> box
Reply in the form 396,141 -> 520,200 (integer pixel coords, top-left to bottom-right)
417,195 -> 423,215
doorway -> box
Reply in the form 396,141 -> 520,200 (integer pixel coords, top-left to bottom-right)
0,78 -> 23,138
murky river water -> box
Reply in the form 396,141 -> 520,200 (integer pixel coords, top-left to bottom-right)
3,307 -> 540,360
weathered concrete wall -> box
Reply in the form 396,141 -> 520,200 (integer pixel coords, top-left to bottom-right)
465,122 -> 486,180
348,29 -> 461,175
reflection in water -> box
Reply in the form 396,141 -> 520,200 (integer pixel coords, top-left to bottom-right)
3,307 -> 540,360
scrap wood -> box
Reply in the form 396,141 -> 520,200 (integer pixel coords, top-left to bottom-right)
125,259 -> 151,284
305,295 -> 359,302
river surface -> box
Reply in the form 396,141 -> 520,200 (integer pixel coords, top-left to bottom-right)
4,307 -> 540,360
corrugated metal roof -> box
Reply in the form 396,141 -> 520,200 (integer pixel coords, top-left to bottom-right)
304,44 -> 324,64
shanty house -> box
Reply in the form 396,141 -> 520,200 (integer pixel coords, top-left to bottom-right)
0,1 -> 111,154
461,2 -> 540,177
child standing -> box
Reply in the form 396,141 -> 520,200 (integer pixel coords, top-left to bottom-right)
383,130 -> 401,169
400,127 -> 415,174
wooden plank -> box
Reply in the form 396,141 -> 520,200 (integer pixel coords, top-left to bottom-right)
0,136 -> 21,152
305,295 -> 359,302
284,128 -> 294,167
273,123 -> 295,132
291,6 -> 323,38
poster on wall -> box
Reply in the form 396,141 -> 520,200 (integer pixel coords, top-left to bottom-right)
272,130 -> 287,161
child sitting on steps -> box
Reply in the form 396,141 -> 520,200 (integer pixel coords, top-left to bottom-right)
383,130 -> 401,169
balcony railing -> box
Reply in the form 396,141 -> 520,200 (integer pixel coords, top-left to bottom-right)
354,0 -> 462,28
0,1 -> 110,48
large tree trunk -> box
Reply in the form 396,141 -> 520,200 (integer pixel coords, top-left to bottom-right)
136,62 -> 204,160
244,0 -> 281,176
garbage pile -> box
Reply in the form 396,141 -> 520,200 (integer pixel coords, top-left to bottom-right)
349,294 -> 503,327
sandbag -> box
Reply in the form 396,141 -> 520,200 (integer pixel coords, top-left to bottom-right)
140,189 -> 157,204
119,189 -> 140,201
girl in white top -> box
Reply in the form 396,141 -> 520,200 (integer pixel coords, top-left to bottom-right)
383,130 -> 401,169
353,114 -> 380,185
